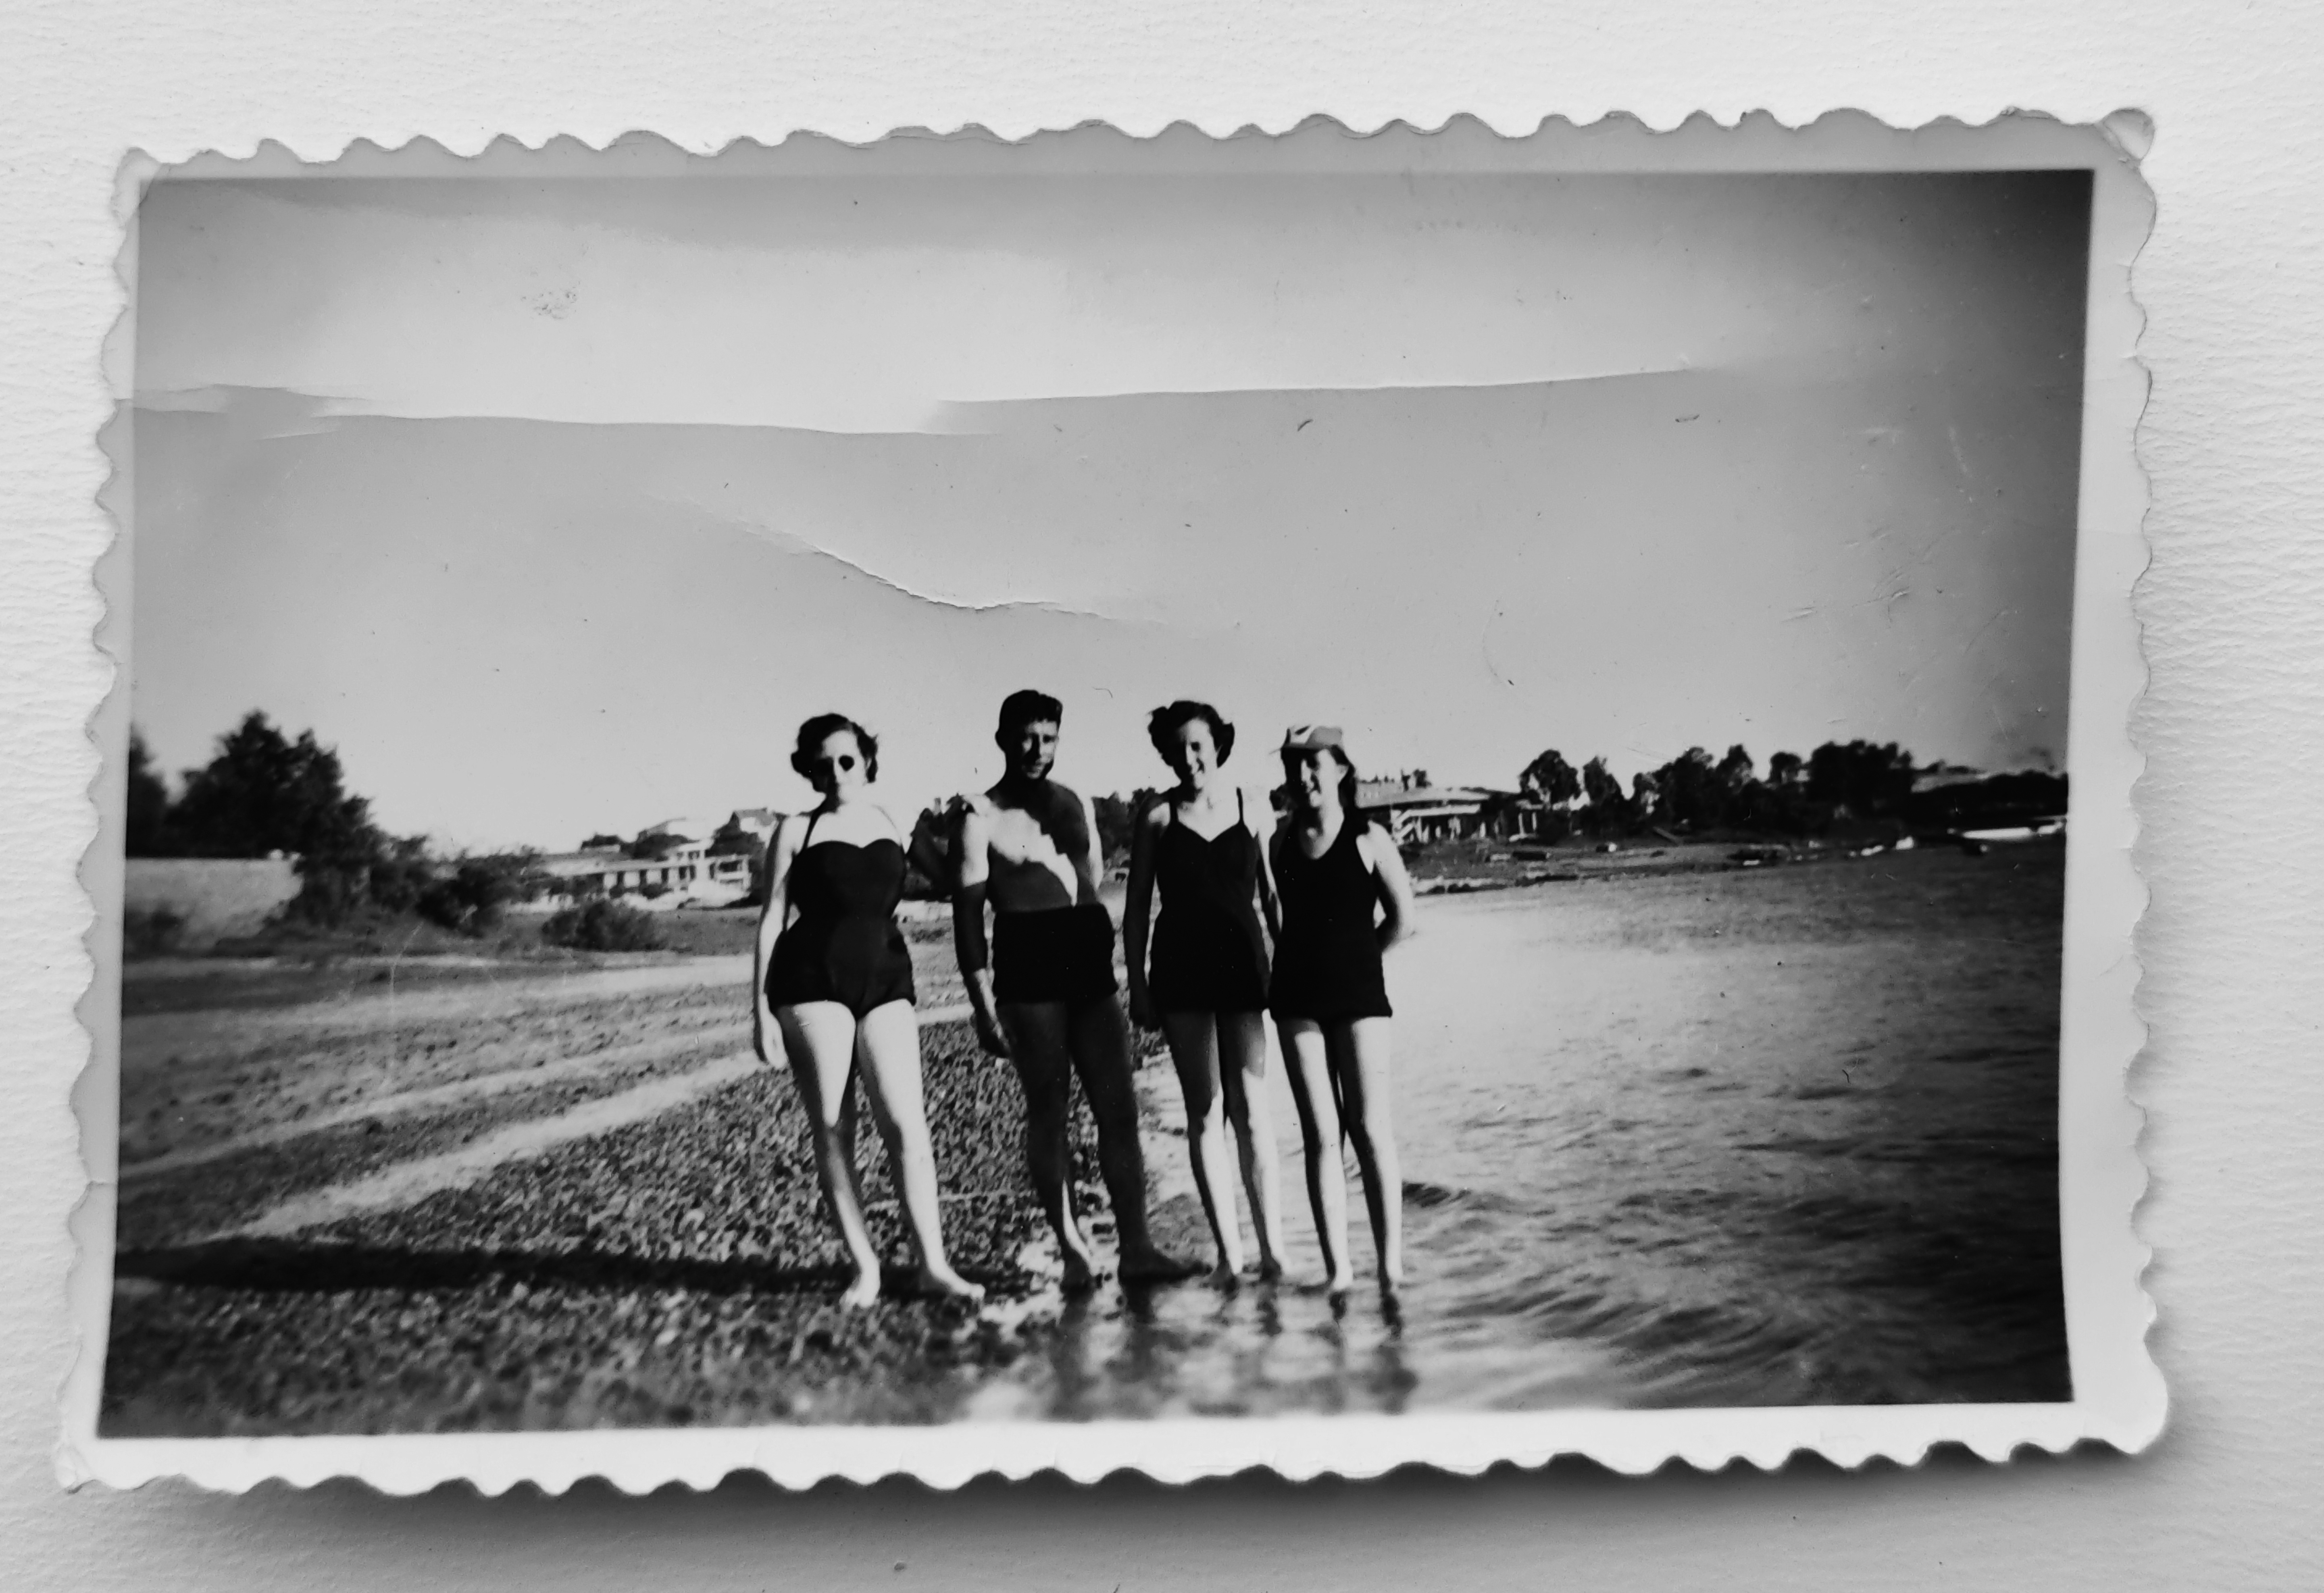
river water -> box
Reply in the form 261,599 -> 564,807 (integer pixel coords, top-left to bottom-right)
968,842 -> 2069,1418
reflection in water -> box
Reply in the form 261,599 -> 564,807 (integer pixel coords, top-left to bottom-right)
966,846 -> 2068,1420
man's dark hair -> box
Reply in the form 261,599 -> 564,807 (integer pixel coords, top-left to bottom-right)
1147,700 -> 1235,768
996,689 -> 1064,742
791,712 -> 880,782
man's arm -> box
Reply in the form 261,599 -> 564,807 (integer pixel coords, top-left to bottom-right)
950,801 -> 1008,1055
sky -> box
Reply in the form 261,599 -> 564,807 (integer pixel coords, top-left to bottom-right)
129,165 -> 2091,851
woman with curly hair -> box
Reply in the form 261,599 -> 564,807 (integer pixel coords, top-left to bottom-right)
1123,700 -> 1287,1283
753,713 -> 982,1307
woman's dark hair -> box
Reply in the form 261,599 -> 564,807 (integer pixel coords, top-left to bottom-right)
791,713 -> 879,783
1280,742 -> 1361,821
1146,700 -> 1235,770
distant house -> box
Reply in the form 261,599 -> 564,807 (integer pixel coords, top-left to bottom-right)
1356,773 -> 1548,844
537,807 -> 786,908
1910,763 -> 1989,794
725,807 -> 784,846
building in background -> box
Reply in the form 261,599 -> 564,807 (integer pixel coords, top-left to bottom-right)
1356,773 -> 1548,844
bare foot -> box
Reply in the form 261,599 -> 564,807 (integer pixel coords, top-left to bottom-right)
839,1270 -> 883,1309
915,1264 -> 986,1303
1323,1270 -> 1356,1298
1119,1244 -> 1204,1284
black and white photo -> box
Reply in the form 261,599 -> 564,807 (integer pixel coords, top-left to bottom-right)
75,117 -> 2155,1486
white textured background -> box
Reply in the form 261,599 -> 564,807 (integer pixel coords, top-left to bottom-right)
4,3 -> 2317,1587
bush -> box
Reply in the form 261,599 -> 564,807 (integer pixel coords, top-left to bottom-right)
122,907 -> 186,958
541,898 -> 666,952
415,853 -> 544,938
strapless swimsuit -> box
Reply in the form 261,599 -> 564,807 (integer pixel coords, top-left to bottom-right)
1146,791 -> 1270,1013
1268,814 -> 1392,1023
764,814 -> 916,1018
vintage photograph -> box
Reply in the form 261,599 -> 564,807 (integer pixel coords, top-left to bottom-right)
96,125 -> 2108,1447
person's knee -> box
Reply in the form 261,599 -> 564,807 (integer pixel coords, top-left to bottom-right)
1022,1098 -> 1067,1142
1183,1084 -> 1223,1127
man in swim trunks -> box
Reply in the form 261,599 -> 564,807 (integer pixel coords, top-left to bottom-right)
939,690 -> 1196,1291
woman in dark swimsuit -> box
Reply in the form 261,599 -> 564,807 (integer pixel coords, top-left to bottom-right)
1268,725 -> 1418,1297
1123,701 -> 1287,1283
753,714 -> 981,1308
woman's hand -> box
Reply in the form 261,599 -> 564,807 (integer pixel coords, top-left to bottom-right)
751,1006 -> 773,1064
1127,982 -> 1158,1031
972,1007 -> 1012,1059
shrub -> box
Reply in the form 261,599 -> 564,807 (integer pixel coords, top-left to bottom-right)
541,898 -> 666,953
122,907 -> 186,958
415,853 -> 544,937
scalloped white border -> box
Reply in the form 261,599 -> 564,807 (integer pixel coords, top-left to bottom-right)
58,110 -> 2161,1493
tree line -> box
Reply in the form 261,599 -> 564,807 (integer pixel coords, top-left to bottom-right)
128,712 -> 542,936
129,710 -> 2066,943
1516,740 -> 2064,840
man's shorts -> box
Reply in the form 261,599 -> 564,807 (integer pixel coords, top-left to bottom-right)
992,903 -> 1120,1006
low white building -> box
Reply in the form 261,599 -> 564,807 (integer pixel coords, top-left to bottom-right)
1356,775 -> 1546,844
534,807 -> 785,908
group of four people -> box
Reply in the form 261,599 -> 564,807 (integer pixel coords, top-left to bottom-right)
749,689 -> 1417,1308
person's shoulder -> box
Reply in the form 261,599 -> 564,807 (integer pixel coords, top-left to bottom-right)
1358,820 -> 1397,862
1137,795 -> 1172,832
773,812 -> 813,847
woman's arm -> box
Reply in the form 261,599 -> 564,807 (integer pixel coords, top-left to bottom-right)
1250,787 -> 1284,951
1122,799 -> 1166,1026
1363,822 -> 1419,954
752,816 -> 805,1059
1261,818 -> 1289,945
951,800 -> 1008,1057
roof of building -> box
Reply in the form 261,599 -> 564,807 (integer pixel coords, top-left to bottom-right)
1355,782 -> 1512,810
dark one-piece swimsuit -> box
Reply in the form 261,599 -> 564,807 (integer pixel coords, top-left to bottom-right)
764,814 -> 917,1019
1268,811 -> 1393,1024
1146,790 -> 1270,1013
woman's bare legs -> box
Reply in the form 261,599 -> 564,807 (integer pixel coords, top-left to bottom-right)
1217,1011 -> 1285,1279
1328,1017 -> 1402,1295
1161,1011 -> 1243,1279
1278,1017 -> 1353,1294
853,1000 -> 983,1301
777,1002 -> 885,1307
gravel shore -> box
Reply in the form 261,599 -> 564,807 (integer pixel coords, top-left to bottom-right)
104,1015 -> 1168,1435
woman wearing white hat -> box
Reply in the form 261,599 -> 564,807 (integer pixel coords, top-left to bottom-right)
1268,725 -> 1418,1297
